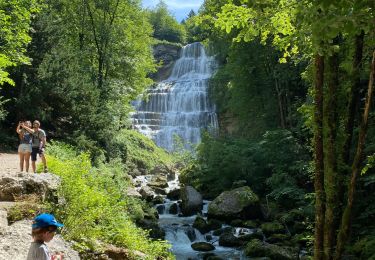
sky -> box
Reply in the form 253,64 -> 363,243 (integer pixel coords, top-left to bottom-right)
142,0 -> 204,22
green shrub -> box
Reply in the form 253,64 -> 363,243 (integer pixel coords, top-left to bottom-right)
46,143 -> 173,259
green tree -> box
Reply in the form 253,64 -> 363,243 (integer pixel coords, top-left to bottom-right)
0,0 -> 40,121
148,0 -> 186,43
210,0 -> 374,259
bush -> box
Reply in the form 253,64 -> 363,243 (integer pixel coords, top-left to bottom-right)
46,142 -> 172,259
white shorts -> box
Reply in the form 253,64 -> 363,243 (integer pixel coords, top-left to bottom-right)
18,144 -> 32,153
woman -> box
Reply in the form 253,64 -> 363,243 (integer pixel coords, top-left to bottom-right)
16,121 -> 33,172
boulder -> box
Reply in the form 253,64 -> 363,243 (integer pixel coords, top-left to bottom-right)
150,165 -> 176,181
219,232 -> 244,247
167,188 -> 180,200
238,230 -> 264,242
260,222 -> 285,236
245,239 -> 296,260
207,219 -> 222,231
125,187 -> 142,198
169,203 -> 178,214
137,219 -> 165,239
191,242 -> 215,252
180,186 -> 203,216
105,244 -> 147,260
152,195 -> 164,205
147,174 -> 168,189
0,173 -> 60,202
139,186 -> 155,201
212,227 -> 234,236
208,186 -> 262,221
193,216 -> 210,234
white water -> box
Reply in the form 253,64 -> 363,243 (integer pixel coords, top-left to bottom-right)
132,42 -> 218,151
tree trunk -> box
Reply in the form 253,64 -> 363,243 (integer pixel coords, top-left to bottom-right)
334,49 -> 375,260
323,48 -> 339,260
313,54 -> 325,260
343,31 -> 365,164
275,77 -> 286,128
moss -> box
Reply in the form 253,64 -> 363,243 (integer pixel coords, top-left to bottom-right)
260,222 -> 285,236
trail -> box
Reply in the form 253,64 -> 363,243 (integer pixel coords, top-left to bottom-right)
0,152 -> 19,176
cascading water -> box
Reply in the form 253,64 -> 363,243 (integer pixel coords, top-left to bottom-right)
132,42 -> 218,151
132,43 -> 250,259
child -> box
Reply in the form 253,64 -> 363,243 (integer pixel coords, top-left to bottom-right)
27,213 -> 64,260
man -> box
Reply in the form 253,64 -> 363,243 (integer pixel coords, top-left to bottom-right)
31,120 -> 48,173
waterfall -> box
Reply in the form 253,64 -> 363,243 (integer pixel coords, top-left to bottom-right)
132,42 -> 218,151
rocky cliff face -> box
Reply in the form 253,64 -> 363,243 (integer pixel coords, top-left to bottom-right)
151,43 -> 181,82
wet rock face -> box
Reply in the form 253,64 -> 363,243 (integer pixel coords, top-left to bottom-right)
0,173 -> 60,202
208,186 -> 262,221
151,43 -> 182,82
180,186 -> 203,216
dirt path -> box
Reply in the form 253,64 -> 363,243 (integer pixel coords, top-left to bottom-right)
0,152 -> 19,176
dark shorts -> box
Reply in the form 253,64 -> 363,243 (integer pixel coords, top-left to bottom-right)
31,147 -> 44,161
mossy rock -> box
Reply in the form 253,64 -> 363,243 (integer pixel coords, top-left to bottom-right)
212,227 -> 234,236
260,222 -> 285,236
208,186 -> 262,221
238,230 -> 264,242
245,239 -> 295,260
191,242 -> 215,251
219,232 -> 245,247
207,219 -> 222,230
193,216 -> 210,234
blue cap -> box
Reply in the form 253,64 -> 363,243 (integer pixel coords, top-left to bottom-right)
32,213 -> 64,229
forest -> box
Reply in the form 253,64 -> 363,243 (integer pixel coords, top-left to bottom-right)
0,0 -> 374,259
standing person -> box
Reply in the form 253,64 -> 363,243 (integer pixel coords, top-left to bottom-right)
29,120 -> 48,173
27,213 -> 64,260
16,120 -> 33,172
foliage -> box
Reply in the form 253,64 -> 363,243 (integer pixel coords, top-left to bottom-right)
108,129 -> 174,175
7,202 -> 45,224
46,142 -> 172,259
148,1 -> 186,44
0,0 -> 40,86
181,130 -> 310,205
209,40 -> 307,138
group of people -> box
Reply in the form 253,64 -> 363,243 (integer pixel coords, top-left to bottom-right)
16,120 -> 48,173
16,121 -> 64,259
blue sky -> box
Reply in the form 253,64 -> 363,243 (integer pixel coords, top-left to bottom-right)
142,0 -> 204,22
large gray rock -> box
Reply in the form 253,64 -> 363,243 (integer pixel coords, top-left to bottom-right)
208,186 -> 262,221
180,186 -> 203,216
0,173 -> 60,202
